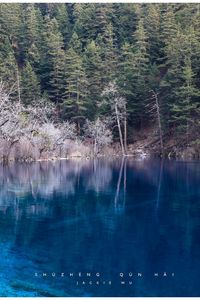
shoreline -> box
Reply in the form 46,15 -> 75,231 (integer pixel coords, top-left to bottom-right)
0,137 -> 199,164
0,152 -> 199,164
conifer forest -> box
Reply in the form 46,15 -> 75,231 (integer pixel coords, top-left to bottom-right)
0,3 -> 200,160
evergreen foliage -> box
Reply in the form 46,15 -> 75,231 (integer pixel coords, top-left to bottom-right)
0,3 -> 199,146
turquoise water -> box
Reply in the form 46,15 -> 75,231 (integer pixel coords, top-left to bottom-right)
0,159 -> 199,296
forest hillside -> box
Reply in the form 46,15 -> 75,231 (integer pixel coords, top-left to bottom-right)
0,3 -> 200,160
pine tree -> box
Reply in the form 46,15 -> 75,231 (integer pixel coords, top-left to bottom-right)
0,4 -> 10,61
72,4 -> 96,45
92,4 -> 111,38
53,4 -> 71,45
144,4 -> 162,63
23,4 -> 42,66
160,24 -> 185,130
0,42 -> 19,98
190,16 -> 200,88
21,61 -> 41,104
49,47 -> 66,105
84,40 -> 103,118
161,24 -> 199,132
111,4 -> 137,47
1,4 -> 26,65
68,31 -> 82,54
63,46 -> 88,133
99,23 -> 117,84
131,18 -> 150,126
118,42 -> 135,98
170,57 -> 200,141
39,16 -> 65,102
160,4 -> 177,63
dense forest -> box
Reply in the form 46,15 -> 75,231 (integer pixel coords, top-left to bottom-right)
0,3 -> 200,160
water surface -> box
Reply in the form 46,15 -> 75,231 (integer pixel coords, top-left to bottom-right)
0,159 -> 199,296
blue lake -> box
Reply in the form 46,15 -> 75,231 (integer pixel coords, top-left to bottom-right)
0,159 -> 200,296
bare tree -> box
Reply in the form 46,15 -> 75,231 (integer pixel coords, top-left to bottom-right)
102,82 -> 127,156
16,67 -> 21,105
33,121 -> 77,156
124,101 -> 128,154
0,82 -> 77,161
146,90 -> 164,155
84,118 -> 112,156
0,81 -> 24,159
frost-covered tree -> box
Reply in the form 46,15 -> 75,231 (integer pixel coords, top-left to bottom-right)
102,81 -> 127,155
0,82 -> 77,160
84,117 -> 112,155
33,121 -> 77,155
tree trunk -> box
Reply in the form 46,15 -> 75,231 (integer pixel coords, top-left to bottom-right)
186,119 -> 189,145
16,67 -> 21,106
77,121 -> 81,135
8,139 -> 19,161
94,138 -> 97,156
115,104 -> 125,156
76,79 -> 81,135
153,91 -> 164,155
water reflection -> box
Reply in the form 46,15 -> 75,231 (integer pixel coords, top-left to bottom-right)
0,159 -> 199,296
